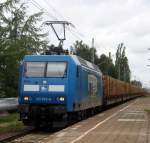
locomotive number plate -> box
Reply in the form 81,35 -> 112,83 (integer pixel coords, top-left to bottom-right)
35,97 -> 52,102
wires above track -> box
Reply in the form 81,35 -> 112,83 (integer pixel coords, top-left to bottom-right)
27,0 -> 101,48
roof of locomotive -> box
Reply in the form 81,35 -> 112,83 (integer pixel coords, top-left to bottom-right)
23,55 -> 102,74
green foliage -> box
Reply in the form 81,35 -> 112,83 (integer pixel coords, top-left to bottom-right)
0,0 -> 48,97
72,40 -> 98,63
71,40 -> 117,78
0,113 -> 24,133
131,80 -> 142,87
72,41 -> 133,82
72,40 -> 91,61
115,43 -> 131,82
97,53 -> 117,78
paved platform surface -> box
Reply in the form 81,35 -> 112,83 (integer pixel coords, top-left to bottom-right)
12,97 -> 150,143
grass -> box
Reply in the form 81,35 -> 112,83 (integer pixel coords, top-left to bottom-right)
144,109 -> 150,117
0,113 -> 25,134
145,109 -> 150,112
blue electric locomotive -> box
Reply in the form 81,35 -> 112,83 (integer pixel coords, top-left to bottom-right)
18,55 -> 103,127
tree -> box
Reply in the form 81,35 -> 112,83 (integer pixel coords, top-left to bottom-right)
115,43 -> 130,82
71,41 -> 117,77
131,80 -> 142,87
97,53 -> 117,78
0,0 -> 48,97
71,40 -> 98,63
72,40 -> 91,61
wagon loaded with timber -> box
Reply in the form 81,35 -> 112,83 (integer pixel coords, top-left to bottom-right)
103,75 -> 145,105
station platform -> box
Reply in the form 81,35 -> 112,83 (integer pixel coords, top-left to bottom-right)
0,98 -> 18,112
43,96 -> 150,143
12,97 -> 150,143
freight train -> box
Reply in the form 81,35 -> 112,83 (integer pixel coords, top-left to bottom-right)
18,55 -> 145,127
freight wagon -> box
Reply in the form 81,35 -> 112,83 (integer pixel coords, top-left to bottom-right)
103,75 -> 145,105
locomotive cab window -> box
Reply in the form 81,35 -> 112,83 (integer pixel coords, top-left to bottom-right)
46,62 -> 67,77
25,62 -> 45,77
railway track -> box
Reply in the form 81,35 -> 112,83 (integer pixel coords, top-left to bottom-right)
10,131 -> 52,143
3,118 -> 85,143
0,127 -> 34,143
8,128 -> 63,143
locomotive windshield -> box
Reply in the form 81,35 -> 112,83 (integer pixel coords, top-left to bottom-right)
47,62 -> 67,77
25,62 -> 45,77
25,62 -> 67,78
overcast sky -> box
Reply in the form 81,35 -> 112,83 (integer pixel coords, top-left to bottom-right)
29,0 -> 150,87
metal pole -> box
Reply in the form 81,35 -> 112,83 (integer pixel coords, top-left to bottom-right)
92,38 -> 95,63
118,55 -> 120,80
123,66 -> 126,81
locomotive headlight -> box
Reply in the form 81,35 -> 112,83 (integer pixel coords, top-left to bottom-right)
57,96 -> 65,102
59,97 -> 65,101
24,96 -> 29,101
